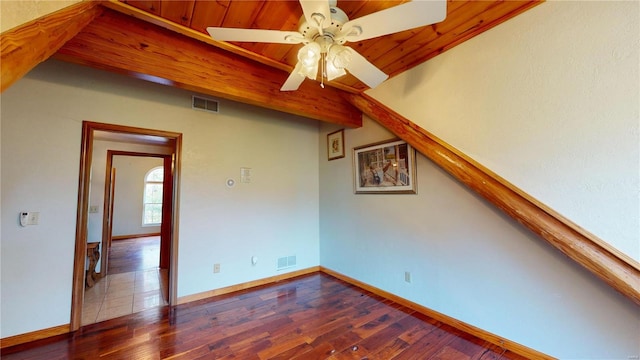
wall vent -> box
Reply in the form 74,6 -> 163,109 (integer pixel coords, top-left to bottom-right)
192,95 -> 219,113
277,255 -> 297,270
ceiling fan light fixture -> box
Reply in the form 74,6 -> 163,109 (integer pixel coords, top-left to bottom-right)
325,45 -> 350,81
325,60 -> 346,81
297,42 -> 321,79
209,0 -> 447,91
298,42 -> 321,66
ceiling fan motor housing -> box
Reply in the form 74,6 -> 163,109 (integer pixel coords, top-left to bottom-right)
298,6 -> 349,46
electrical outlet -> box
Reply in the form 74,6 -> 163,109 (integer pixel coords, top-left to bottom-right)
213,263 -> 220,273
404,271 -> 411,283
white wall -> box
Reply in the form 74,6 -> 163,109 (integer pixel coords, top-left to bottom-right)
320,1 -> 639,359
320,118 -> 639,360
367,1 -> 640,263
0,59 -> 320,338
110,155 -> 163,237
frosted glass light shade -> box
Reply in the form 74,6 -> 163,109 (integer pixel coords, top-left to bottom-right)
326,45 -> 350,81
297,42 -> 321,79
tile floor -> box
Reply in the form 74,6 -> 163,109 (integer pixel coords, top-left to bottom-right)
82,268 -> 167,325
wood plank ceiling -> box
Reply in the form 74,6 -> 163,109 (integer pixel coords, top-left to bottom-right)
107,0 -> 541,94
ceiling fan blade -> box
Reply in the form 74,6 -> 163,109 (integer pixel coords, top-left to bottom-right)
343,48 -> 389,89
281,63 -> 306,91
341,0 -> 447,42
207,27 -> 305,44
299,0 -> 331,30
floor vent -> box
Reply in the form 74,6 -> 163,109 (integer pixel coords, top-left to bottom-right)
277,255 -> 297,270
192,95 -> 219,113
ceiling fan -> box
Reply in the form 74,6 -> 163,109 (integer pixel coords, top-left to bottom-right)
207,0 -> 447,91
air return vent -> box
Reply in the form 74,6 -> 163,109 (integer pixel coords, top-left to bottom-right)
192,95 -> 219,113
277,255 -> 297,270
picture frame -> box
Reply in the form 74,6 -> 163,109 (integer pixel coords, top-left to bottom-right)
353,139 -> 417,194
327,129 -> 345,160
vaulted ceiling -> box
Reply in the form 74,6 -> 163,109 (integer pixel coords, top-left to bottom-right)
3,0 -> 542,127
107,0 -> 540,94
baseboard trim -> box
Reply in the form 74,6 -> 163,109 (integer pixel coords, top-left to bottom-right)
176,266 -> 320,305
2,267 -> 553,359
112,233 -> 160,241
0,324 -> 69,349
320,266 -> 555,360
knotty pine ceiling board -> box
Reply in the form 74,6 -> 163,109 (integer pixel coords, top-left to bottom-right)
123,0 -> 160,16
159,0 -> 195,27
112,0 -> 543,93
190,0 -> 230,32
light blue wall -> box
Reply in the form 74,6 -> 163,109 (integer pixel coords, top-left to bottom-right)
0,60 -> 320,337
319,118 -> 639,359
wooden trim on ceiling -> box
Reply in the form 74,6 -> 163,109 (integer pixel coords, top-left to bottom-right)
345,93 -> 640,307
0,1 -> 102,93
101,0 -> 360,95
54,9 -> 362,128
102,1 -> 289,72
387,1 -> 544,79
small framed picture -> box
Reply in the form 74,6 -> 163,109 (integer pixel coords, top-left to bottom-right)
353,139 -> 417,194
327,129 -> 345,160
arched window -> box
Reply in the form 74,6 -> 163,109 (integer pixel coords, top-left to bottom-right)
143,166 -> 163,225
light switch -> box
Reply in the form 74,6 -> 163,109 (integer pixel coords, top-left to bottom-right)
21,211 -> 39,226
240,167 -> 252,183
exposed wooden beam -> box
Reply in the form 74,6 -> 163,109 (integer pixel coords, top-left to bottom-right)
101,0 -> 361,95
0,1 -> 102,93
55,9 -> 362,128
101,0 -> 290,73
346,93 -> 640,306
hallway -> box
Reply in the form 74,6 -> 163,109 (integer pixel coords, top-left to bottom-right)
82,236 -> 167,325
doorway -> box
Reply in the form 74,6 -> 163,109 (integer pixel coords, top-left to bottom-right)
82,152 -> 170,325
71,121 -> 182,331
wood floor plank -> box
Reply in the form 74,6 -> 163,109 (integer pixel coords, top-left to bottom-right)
1,273 -> 526,359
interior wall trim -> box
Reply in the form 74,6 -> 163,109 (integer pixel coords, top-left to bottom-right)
345,93 -> 640,306
176,266 -> 321,305
112,233 -> 161,241
320,267 -> 555,360
0,324 -> 69,350
1,267 -> 551,358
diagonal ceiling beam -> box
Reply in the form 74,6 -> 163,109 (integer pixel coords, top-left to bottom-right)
345,92 -> 640,306
55,8 -> 362,128
0,1 -> 103,93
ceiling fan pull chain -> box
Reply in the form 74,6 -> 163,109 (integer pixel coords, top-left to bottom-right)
321,52 -> 326,88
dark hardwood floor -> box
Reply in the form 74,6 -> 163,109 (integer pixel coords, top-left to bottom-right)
108,236 -> 160,274
2,273 -> 525,359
